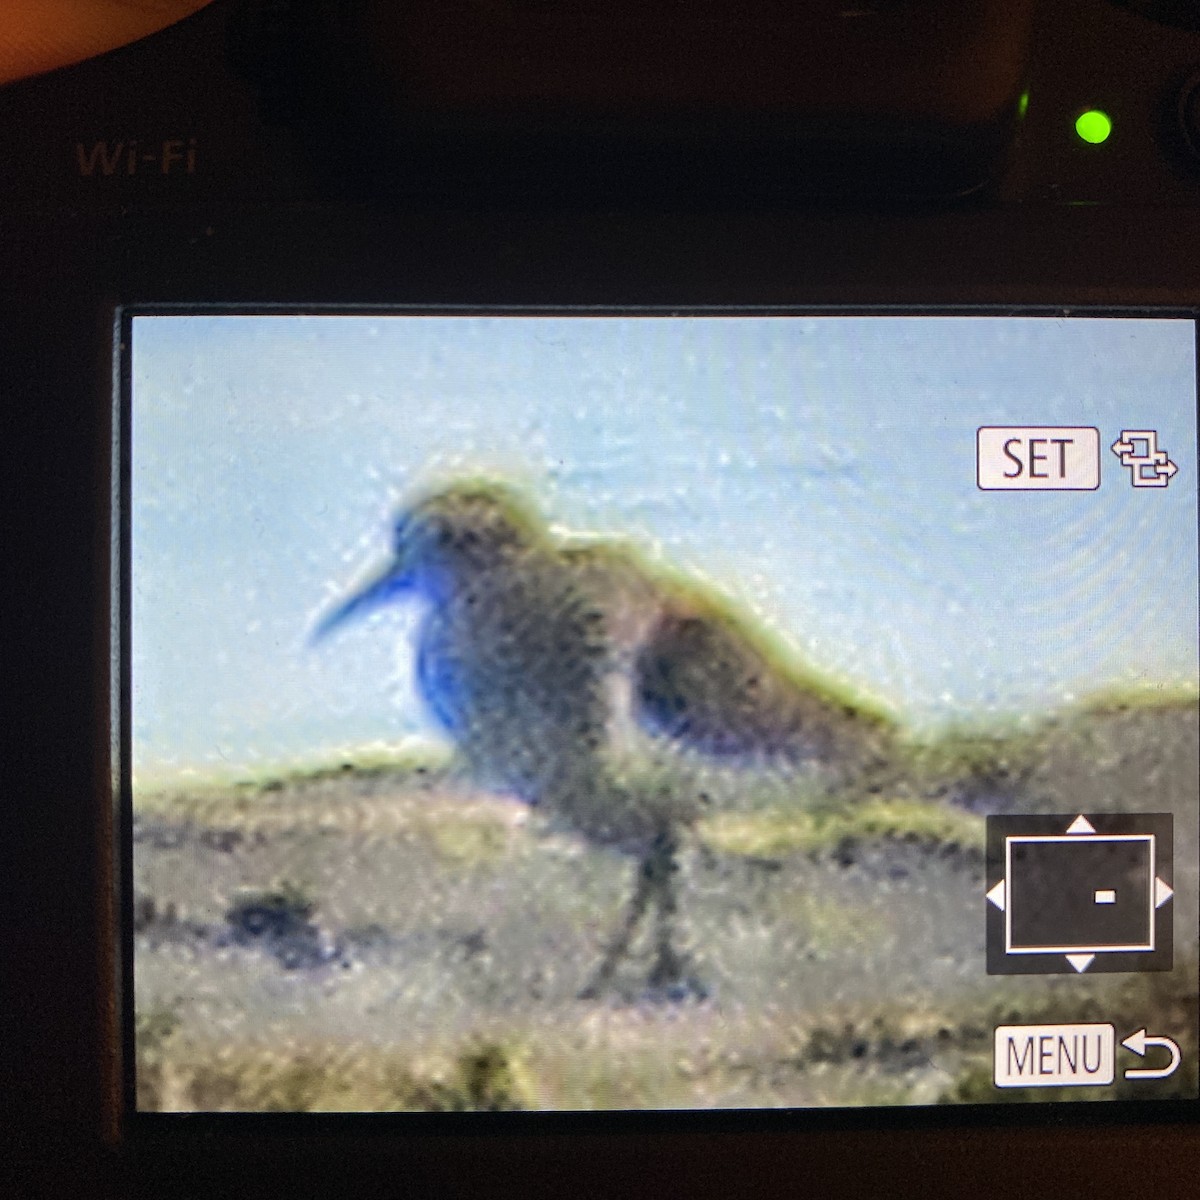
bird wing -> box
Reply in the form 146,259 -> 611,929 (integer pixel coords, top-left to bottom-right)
560,540 -> 895,775
557,541 -> 672,753
638,598 -> 900,779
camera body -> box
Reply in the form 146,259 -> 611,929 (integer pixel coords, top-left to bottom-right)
3,1 -> 1200,1196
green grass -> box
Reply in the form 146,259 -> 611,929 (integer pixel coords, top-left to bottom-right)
130,757 -> 528,869
139,1035 -> 536,1113
700,796 -> 985,859
1069,681 -> 1199,716
131,740 -> 455,809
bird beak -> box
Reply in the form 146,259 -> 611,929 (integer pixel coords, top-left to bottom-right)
310,558 -> 413,643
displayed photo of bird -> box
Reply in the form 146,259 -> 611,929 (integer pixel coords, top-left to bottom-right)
313,480 -> 899,1000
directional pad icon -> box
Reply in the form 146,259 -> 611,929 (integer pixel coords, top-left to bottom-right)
986,813 -> 1173,975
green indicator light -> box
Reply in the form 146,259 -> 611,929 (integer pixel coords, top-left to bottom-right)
1075,109 -> 1112,144
1018,91 -> 1030,119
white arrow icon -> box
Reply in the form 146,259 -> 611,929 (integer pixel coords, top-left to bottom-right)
1111,430 -> 1178,487
1065,814 -> 1096,835
1065,953 -> 1095,973
1121,1029 -> 1181,1080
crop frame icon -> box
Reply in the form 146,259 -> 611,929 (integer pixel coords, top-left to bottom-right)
986,813 -> 1173,976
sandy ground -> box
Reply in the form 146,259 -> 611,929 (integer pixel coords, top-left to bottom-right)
132,701 -> 1199,1112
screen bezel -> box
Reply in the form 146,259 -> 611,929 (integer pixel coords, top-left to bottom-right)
115,302 -> 1200,1135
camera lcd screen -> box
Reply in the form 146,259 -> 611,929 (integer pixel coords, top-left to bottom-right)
125,313 -> 1198,1114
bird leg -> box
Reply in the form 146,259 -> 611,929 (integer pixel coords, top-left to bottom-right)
580,830 -> 702,1001
577,843 -> 658,999
646,830 -> 686,990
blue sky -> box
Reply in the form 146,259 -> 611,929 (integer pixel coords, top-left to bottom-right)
129,314 -> 1198,781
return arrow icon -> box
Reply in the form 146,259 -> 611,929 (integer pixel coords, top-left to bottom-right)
1121,1029 -> 1181,1080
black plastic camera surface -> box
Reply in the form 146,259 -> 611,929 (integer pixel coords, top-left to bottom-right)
3,2 -> 1200,1198
1,0 -> 1200,211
